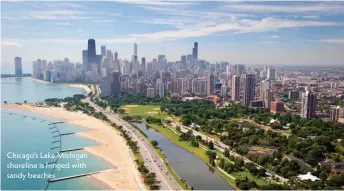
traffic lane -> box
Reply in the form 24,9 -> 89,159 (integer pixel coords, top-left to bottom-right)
125,124 -> 180,189
115,119 -> 180,190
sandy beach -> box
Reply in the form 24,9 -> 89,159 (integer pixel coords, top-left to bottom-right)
67,84 -> 91,94
26,76 -> 50,84
1,104 -> 143,190
26,77 -> 92,94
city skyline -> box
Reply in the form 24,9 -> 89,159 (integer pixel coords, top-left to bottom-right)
2,1 -> 344,73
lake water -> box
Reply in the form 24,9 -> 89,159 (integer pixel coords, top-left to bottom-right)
134,123 -> 234,190
1,78 -> 111,190
1,77 -> 85,103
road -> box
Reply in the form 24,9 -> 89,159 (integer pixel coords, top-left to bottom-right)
171,121 -> 288,183
85,98 -> 181,190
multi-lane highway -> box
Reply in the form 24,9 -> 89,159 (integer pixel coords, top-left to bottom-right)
85,98 -> 181,190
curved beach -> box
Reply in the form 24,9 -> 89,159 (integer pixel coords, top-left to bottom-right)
1,104 -> 143,190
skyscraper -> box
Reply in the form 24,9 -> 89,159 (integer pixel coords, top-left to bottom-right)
260,80 -> 270,101
87,39 -> 96,71
177,78 -> 186,95
207,73 -> 215,96
82,50 -> 88,70
301,91 -> 317,119
101,45 -> 106,57
243,74 -> 256,107
231,75 -> 240,102
330,106 -> 344,122
267,67 -> 276,80
134,43 -> 138,58
264,90 -> 274,109
112,70 -> 121,98
192,42 -> 198,60
157,79 -> 164,98
141,57 -> 146,67
14,57 -> 22,76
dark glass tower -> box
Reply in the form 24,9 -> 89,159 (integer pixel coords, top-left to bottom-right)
87,39 -> 96,71
193,42 -> 198,60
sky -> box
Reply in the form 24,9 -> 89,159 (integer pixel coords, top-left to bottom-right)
1,1 -> 344,73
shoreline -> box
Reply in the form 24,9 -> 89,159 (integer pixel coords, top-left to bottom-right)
1,104 -> 143,190
26,76 -> 92,94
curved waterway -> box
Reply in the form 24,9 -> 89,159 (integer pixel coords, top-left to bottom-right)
134,123 -> 234,190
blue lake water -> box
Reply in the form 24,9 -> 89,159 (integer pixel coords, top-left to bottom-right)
1,77 -> 85,103
1,78 -> 111,190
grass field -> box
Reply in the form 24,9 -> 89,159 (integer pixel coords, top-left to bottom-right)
121,104 -> 169,119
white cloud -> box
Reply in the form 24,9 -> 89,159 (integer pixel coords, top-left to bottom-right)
302,15 -> 320,19
92,20 -> 116,23
56,22 -> 72,26
2,39 -> 24,47
319,38 -> 344,44
29,10 -> 87,20
267,35 -> 280,38
260,41 -> 280,44
113,1 -> 194,6
227,3 -> 344,14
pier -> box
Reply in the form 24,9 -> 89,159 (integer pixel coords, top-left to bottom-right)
59,148 -> 84,153
48,122 -> 65,125
48,170 -> 106,182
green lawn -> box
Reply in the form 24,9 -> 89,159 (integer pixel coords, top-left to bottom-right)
121,105 -> 169,119
149,124 -> 210,162
230,171 -> 269,186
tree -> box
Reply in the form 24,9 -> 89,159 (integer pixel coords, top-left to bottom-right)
224,148 -> 230,158
176,126 -> 181,132
151,140 -> 158,147
319,171 -> 328,181
4,101 -> 7,104
160,105 -> 165,112
207,141 -> 214,150
24,100 -> 27,104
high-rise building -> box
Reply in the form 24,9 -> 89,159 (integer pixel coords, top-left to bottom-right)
157,79 -> 164,98
114,51 -> 119,70
330,106 -> 344,122
221,86 -> 227,98
193,42 -> 198,60
141,57 -> 146,67
260,80 -> 270,101
186,54 -> 193,63
301,91 -> 317,119
267,67 -> 276,80
82,50 -> 88,70
147,88 -> 155,98
100,76 -> 113,97
87,39 -> 96,71
207,73 -> 215,95
192,78 -> 207,95
270,101 -> 284,114
177,78 -> 186,95
243,74 -> 256,107
14,57 -> 22,76
101,45 -> 106,57
181,55 -> 187,69
231,75 -> 240,102
288,91 -> 300,100
264,90 -> 274,109
112,70 -> 121,98
134,43 -> 138,58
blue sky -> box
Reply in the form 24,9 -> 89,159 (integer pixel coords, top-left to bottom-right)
1,1 -> 344,73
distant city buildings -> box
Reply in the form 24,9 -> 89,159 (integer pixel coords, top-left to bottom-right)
14,57 -> 22,76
